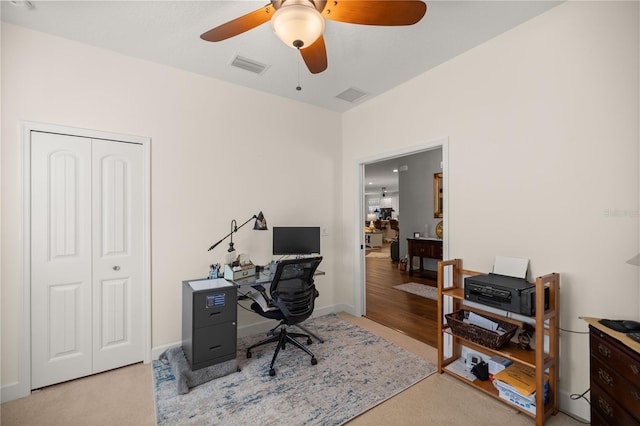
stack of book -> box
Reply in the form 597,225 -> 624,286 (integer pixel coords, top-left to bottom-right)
492,363 -> 548,415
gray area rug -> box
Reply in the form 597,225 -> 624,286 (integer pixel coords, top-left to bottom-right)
393,282 -> 438,300
153,314 -> 436,425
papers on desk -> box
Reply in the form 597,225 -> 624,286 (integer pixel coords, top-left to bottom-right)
187,278 -> 233,292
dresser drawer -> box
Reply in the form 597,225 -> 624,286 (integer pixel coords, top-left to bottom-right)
590,355 -> 640,421
591,328 -> 640,389
591,382 -> 639,426
590,408 -> 610,426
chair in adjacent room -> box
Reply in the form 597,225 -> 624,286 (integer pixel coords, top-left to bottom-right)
246,256 -> 323,376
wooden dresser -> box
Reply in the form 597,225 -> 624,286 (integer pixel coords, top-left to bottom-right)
584,318 -> 640,425
406,238 -> 442,277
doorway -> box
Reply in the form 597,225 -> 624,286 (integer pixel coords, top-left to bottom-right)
356,138 -> 448,346
19,122 -> 151,397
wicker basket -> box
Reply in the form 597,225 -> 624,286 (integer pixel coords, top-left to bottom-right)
445,310 -> 518,350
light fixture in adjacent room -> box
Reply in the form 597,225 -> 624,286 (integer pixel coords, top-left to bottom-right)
271,0 -> 325,49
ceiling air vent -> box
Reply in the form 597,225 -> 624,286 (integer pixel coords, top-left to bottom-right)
230,55 -> 269,75
335,87 -> 368,103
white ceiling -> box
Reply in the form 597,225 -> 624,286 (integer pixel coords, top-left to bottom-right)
364,157 -> 401,195
2,0 -> 560,113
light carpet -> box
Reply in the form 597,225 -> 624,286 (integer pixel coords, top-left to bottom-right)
393,282 -> 438,300
365,251 -> 390,258
153,314 -> 436,425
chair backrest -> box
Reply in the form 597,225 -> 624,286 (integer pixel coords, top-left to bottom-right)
270,257 -> 322,325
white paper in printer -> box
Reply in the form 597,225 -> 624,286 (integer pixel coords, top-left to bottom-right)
492,255 -> 529,279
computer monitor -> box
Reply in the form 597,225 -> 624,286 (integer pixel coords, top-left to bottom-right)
272,226 -> 321,256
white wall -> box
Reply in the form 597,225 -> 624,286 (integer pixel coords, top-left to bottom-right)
341,1 -> 638,420
1,24 -> 342,393
398,148 -> 442,257
3,2 -> 639,419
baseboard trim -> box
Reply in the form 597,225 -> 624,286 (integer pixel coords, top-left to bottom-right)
558,388 -> 590,423
1,381 -> 29,403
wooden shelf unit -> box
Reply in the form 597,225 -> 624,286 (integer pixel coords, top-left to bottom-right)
437,259 -> 560,426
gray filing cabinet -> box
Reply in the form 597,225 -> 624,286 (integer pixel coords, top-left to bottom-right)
182,278 -> 237,370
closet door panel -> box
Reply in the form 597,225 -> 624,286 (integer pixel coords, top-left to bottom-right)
31,132 -> 93,389
91,139 -> 144,371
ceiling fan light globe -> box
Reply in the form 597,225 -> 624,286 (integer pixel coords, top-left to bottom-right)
271,2 -> 324,49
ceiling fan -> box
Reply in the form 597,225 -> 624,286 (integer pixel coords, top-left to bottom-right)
200,0 -> 427,74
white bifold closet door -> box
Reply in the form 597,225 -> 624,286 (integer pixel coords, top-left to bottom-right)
30,131 -> 144,389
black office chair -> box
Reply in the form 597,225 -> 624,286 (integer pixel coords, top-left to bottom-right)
246,257 -> 323,376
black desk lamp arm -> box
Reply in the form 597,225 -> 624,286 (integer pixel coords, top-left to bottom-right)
207,215 -> 257,251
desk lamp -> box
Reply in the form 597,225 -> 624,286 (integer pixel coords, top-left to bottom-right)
207,211 -> 268,252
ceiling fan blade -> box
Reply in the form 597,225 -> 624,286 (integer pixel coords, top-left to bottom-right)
200,4 -> 273,42
322,0 -> 426,26
300,36 -> 328,74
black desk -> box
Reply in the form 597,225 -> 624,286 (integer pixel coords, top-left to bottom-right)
231,268 -> 325,288
182,267 -> 326,370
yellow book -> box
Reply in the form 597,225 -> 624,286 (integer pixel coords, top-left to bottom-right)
493,363 -> 537,396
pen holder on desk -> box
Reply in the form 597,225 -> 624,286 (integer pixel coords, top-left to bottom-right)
208,263 -> 222,279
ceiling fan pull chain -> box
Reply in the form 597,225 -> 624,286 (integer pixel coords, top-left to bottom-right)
296,53 -> 302,91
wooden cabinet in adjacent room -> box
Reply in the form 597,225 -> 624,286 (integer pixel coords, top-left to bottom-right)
407,238 -> 442,277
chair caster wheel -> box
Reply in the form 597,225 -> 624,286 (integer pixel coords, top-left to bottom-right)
246,350 -> 252,358
306,338 -> 312,345
269,368 -> 276,376
311,357 -> 318,366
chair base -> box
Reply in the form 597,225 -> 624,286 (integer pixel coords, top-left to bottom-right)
293,323 -> 324,343
246,324 -> 317,376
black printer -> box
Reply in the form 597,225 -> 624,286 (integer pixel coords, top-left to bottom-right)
464,273 -> 549,316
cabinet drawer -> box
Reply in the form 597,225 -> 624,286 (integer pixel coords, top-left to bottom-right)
192,322 -> 237,366
591,382 -> 638,426
590,356 -> 640,421
591,329 -> 640,389
590,408 -> 609,426
408,239 -> 442,259
193,287 -> 237,328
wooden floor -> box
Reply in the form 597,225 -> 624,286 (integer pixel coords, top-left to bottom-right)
365,242 -> 439,348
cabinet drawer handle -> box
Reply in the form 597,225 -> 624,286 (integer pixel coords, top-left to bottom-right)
631,364 -> 639,375
597,397 -> 613,417
632,391 -> 640,401
598,368 -> 614,386
598,343 -> 611,358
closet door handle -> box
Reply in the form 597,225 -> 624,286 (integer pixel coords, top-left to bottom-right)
113,265 -> 120,271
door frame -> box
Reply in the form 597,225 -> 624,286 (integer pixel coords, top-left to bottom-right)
353,137 -> 449,316
16,121 -> 152,399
